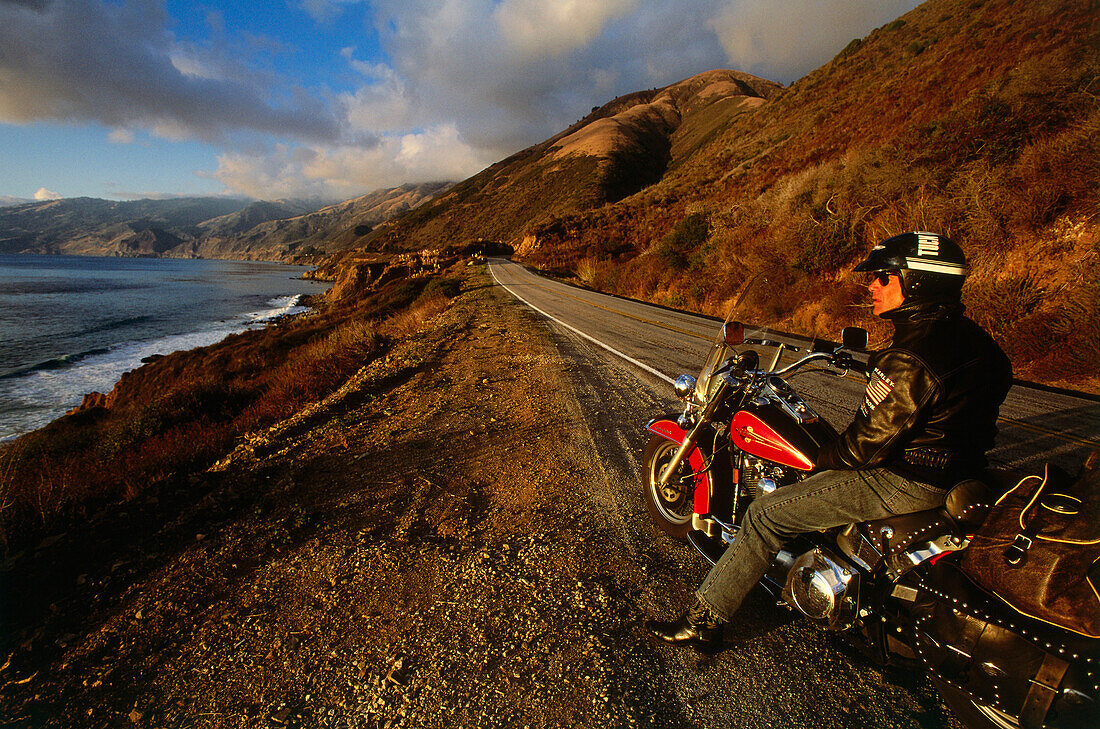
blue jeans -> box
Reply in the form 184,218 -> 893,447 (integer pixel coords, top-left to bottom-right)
696,468 -> 948,621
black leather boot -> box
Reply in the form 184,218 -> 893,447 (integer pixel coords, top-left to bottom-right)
645,599 -> 724,649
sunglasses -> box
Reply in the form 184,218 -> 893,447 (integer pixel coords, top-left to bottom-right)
870,271 -> 899,286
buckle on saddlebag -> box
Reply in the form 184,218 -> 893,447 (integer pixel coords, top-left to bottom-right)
1003,534 -> 1032,566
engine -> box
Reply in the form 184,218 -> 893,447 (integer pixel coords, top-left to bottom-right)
741,455 -> 796,500
781,547 -> 860,630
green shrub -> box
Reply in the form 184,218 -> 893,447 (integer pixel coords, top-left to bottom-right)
419,276 -> 461,301
656,212 -> 709,269
838,38 -> 862,59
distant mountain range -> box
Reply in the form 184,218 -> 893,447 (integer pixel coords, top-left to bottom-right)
0,182 -> 450,262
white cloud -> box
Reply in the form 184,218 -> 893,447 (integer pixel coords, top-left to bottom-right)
0,0 -> 339,143
709,0 -> 922,81
0,0 -> 925,199
341,49 -> 415,134
108,128 -> 135,144
34,187 -> 62,200
494,0 -> 639,59
206,126 -> 487,201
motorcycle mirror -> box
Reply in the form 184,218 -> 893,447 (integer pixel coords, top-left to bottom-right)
811,338 -> 832,354
723,321 -> 745,346
841,327 -> 868,351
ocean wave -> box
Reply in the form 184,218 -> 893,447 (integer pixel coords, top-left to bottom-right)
243,294 -> 308,323
0,347 -> 114,380
0,294 -> 314,441
81,314 -> 156,336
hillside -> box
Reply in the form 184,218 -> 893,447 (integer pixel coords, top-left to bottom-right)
193,182 -> 452,262
195,200 -> 319,238
333,70 -> 781,260
327,0 -> 1099,389
0,197 -> 250,256
0,183 -> 449,262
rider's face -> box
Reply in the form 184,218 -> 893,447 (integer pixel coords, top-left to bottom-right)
868,272 -> 904,315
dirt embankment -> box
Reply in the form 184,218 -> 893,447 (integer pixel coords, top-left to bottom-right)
0,267 -> 684,728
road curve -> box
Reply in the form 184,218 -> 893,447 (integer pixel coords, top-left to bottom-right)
489,257 -> 1099,474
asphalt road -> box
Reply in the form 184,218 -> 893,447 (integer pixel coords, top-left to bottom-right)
488,257 -> 1100,729
488,257 -> 1099,475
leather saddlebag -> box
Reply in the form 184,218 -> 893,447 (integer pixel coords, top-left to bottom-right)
912,562 -> 1100,729
961,457 -> 1100,639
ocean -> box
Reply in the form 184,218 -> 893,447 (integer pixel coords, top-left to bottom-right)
0,255 -> 331,441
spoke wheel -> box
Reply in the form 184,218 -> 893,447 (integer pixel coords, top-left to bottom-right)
642,435 -> 698,539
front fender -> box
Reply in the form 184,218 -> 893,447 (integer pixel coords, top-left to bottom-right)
646,416 -> 711,515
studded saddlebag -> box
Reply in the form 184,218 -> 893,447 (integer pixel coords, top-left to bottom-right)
912,562 -> 1100,729
960,458 -> 1100,639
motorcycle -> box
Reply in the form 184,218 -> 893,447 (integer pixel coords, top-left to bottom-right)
641,287 -> 1099,729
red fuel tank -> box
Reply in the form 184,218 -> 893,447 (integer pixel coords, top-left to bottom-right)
730,409 -> 816,471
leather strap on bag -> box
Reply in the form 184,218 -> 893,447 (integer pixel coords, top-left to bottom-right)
1002,469 -> 1048,566
1019,652 -> 1070,729
939,611 -> 987,679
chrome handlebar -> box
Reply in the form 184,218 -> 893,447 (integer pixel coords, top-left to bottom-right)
772,351 -> 837,378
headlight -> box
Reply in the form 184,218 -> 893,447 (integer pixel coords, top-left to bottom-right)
673,374 -> 696,400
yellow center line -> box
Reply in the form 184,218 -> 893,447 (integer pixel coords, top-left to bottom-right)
498,263 -> 1098,449
996,415 -> 1100,449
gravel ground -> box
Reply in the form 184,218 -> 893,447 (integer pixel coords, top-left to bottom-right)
0,265 -> 964,728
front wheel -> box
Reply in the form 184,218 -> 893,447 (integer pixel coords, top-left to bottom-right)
642,435 -> 698,540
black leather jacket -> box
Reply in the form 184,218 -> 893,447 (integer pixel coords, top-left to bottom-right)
817,300 -> 1012,487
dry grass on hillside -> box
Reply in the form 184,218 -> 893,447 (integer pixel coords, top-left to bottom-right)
518,0 -> 1100,388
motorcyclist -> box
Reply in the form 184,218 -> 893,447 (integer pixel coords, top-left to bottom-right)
646,231 -> 1013,648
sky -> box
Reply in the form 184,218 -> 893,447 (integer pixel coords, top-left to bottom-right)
0,0 -> 923,204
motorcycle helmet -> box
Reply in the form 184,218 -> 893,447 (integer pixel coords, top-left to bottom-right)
853,231 -> 967,302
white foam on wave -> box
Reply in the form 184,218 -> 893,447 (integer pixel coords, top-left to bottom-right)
244,294 -> 309,323
0,295 -> 314,441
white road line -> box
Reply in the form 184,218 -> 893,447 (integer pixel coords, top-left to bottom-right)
489,263 -> 1100,451
489,262 -> 676,385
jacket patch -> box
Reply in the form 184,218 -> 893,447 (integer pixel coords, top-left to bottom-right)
861,367 -> 895,416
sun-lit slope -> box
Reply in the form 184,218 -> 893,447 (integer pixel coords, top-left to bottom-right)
358,69 -> 782,254
192,182 -> 452,261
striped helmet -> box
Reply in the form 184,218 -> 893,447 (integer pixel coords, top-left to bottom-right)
854,231 -> 967,302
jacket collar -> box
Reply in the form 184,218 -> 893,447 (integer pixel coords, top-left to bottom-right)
880,299 -> 964,324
